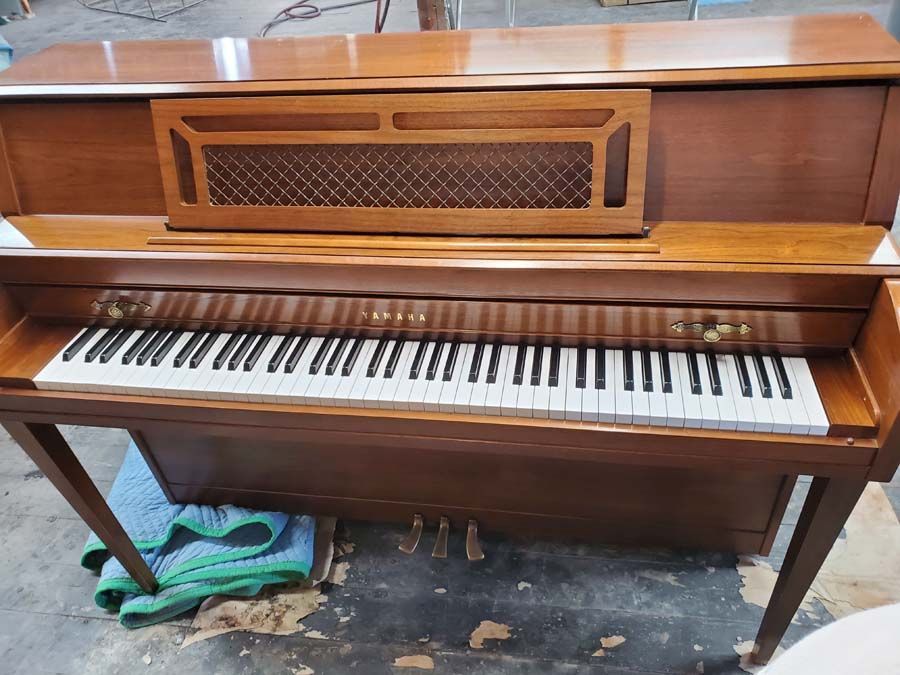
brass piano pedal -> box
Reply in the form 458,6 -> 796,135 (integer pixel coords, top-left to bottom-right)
399,513 -> 424,555
432,516 -> 450,559
466,519 -> 485,561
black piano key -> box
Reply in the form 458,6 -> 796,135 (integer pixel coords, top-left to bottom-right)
151,330 -> 183,366
284,335 -> 310,374
367,338 -> 389,377
212,333 -> 242,370
442,342 -> 460,382
268,335 -> 295,373
485,342 -> 502,384
137,330 -> 169,366
85,329 -> 118,364
548,345 -> 561,387
468,342 -> 486,383
753,353 -> 773,399
772,353 -> 793,399
641,348 -> 653,392
244,334 -> 272,372
99,329 -> 133,364
623,348 -> 635,392
409,341 -> 429,379
575,346 -> 586,389
660,348 -> 673,394
425,341 -> 444,381
687,351 -> 702,395
123,330 -> 156,365
325,337 -> 350,376
227,333 -> 255,371
512,344 -> 527,385
309,336 -> 334,375
189,332 -> 219,369
341,338 -> 365,376
595,347 -> 606,389
63,327 -> 99,362
383,340 -> 405,378
529,345 -> 544,386
736,353 -> 753,397
705,351 -> 723,396
174,332 -> 205,368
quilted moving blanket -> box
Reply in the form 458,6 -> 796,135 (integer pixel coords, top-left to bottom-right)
81,442 -> 315,628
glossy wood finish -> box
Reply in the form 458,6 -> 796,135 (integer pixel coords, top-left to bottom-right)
865,87 -> 900,226
1,421 -> 158,593
0,319 -> 73,387
6,285 -> 866,351
0,102 -> 165,216
0,14 -> 898,98
153,91 -> 650,235
138,423 -> 792,553
752,477 -> 867,664
644,87 -> 886,223
855,281 -> 900,481
0,86 -> 889,224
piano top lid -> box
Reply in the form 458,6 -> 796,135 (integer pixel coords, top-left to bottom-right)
0,13 -> 899,98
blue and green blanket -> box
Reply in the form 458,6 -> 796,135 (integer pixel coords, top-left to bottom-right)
81,442 -> 315,628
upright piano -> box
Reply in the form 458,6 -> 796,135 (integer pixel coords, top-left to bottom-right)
0,13 -> 898,662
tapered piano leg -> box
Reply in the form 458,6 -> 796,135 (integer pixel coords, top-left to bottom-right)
752,476 -> 866,664
3,422 -> 158,594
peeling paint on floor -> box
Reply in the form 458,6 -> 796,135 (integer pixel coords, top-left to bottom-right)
468,620 -> 512,649
516,581 -> 532,591
738,484 -> 900,622
734,639 -> 784,674
326,561 -> 350,586
592,634 -> 626,657
392,654 -> 435,669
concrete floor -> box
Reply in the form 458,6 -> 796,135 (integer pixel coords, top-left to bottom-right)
1,0 -> 900,674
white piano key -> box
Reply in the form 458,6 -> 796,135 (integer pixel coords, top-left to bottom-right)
660,352 -> 685,428
169,333 -> 230,399
422,343 -> 448,412
373,341 -> 412,409
156,331 -> 209,395
762,355 -> 792,434
336,338 -> 378,408
780,357 -> 811,435
34,327 -> 97,391
597,348 -> 616,423
531,346 -> 553,420
467,344 -> 495,416
725,354 -> 756,432
499,346 -> 522,417
308,339 -> 350,406
125,331 -> 177,397
442,343 -> 472,413
549,347 -> 569,421
451,343 -> 479,414
407,342 -> 436,412
694,354 -> 720,430
613,349 -> 632,424
134,332 -> 194,397
284,336 -> 324,405
55,328 -> 113,392
788,357 -> 830,436
713,354 -> 739,431
676,352 -> 703,429
242,336 -> 286,403
364,339 -> 398,409
80,330 -> 134,394
514,345 -> 537,418
259,335 -> 303,403
630,350 -> 650,425
570,348 -> 590,422
647,351 -> 668,427
739,353 -> 774,433
485,345 -> 513,416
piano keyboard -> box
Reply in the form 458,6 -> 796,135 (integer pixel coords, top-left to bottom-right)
34,328 -> 830,435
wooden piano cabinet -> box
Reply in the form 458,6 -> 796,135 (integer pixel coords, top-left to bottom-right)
134,422 -> 796,555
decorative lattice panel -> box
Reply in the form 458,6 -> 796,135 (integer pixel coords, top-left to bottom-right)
153,91 -> 650,235
203,142 -> 593,210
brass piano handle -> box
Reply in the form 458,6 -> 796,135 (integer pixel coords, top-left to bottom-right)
91,299 -> 151,319
671,321 -> 752,343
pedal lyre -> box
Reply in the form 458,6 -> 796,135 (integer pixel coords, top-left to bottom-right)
432,516 -> 450,558
466,519 -> 485,561
399,513 -> 424,555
